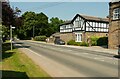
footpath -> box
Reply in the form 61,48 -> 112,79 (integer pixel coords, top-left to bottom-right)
27,40 -> 118,55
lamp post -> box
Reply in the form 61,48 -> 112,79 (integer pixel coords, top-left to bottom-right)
10,25 -> 15,50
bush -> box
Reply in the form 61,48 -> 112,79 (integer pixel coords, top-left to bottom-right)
34,36 -> 47,41
80,42 -> 89,47
67,40 -> 80,46
97,37 -> 108,46
67,40 -> 75,45
90,36 -> 99,46
67,40 -> 88,46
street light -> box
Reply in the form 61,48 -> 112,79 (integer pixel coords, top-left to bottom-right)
10,25 -> 15,50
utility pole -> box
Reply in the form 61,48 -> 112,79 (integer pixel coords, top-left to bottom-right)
10,25 -> 15,50
33,26 -> 34,38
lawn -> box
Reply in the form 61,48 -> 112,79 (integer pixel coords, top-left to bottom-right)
0,42 -> 51,79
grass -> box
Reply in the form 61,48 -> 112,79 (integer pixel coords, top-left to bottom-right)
1,42 -> 51,78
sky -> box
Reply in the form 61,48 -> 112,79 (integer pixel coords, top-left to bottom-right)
10,2 -> 109,21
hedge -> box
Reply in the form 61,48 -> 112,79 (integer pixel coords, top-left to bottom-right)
67,40 -> 88,46
34,36 -> 47,41
97,37 -> 108,46
90,36 -> 108,46
67,36 -> 108,47
90,36 -> 99,46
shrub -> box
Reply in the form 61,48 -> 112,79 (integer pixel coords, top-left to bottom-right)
74,42 -> 81,46
97,37 -> 108,46
67,40 -> 76,45
90,36 -> 99,46
80,42 -> 89,47
34,36 -> 47,41
67,40 -> 88,46
67,40 -> 80,46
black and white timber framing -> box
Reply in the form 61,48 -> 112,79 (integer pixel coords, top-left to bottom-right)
60,14 -> 109,33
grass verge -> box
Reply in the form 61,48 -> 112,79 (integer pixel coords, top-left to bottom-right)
1,42 -> 50,79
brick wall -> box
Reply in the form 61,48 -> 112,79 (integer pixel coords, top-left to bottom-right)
60,33 -> 75,44
109,2 -> 120,49
60,32 -> 108,44
84,32 -> 108,42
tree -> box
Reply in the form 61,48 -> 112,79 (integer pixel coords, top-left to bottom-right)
49,17 -> 64,33
2,1 -> 22,39
2,2 -> 15,27
18,12 -> 49,39
35,12 -> 49,36
16,11 -> 64,39
20,11 -> 36,39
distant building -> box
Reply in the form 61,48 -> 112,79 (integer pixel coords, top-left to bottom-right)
109,1 -> 120,49
60,14 -> 109,44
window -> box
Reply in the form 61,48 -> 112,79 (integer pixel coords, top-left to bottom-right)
75,33 -> 82,42
75,21 -> 79,27
113,8 -> 120,20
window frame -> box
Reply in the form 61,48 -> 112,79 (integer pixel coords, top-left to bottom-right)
113,8 -> 120,20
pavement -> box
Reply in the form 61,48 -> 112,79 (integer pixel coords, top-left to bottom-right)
14,40 -> 118,77
27,40 -> 118,55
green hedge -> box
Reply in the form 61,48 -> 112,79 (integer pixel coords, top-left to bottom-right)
34,36 -> 47,41
97,37 -> 108,46
67,36 -> 108,47
80,42 -> 89,46
67,40 -> 88,46
90,36 -> 108,46
90,36 -> 99,46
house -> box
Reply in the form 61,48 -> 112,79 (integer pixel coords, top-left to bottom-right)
60,14 -> 109,43
109,1 -> 120,49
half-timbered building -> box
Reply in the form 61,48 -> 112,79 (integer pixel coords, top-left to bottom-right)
60,14 -> 109,43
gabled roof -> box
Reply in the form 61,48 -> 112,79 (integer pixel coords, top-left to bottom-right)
72,14 -> 109,23
109,1 -> 120,5
59,20 -> 72,26
81,14 -> 109,22
60,14 -> 109,26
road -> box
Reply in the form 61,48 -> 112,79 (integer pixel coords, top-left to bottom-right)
14,40 -> 118,77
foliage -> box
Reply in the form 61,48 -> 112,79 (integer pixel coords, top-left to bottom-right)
67,40 -> 88,46
90,36 -> 99,46
90,36 -> 108,46
49,17 -> 64,33
34,36 -> 47,41
2,25 -> 9,37
80,42 -> 89,46
2,2 -> 15,27
17,12 -> 64,39
1,2 -> 64,40
67,40 -> 76,45
2,2 -> 22,40
97,37 -> 108,46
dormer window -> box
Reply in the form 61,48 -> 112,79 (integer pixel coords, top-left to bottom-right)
113,8 -> 120,20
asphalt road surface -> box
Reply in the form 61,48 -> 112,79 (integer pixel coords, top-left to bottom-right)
14,40 -> 119,77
